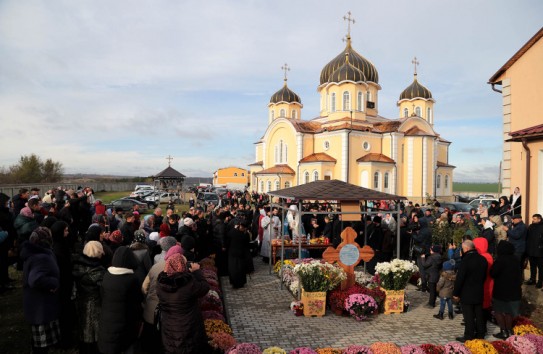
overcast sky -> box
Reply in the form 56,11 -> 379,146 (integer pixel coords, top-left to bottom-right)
0,0 -> 541,182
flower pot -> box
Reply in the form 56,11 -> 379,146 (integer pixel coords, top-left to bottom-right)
382,288 -> 405,314
301,290 -> 327,317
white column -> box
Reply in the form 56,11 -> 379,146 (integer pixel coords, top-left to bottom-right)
296,133 -> 303,186
422,137 -> 428,199
342,131 -> 349,182
407,137 -> 414,197
262,142 -> 266,169
391,133 -> 398,194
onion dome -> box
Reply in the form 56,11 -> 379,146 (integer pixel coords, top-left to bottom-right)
399,74 -> 433,100
320,36 -> 379,85
269,81 -> 302,104
328,53 -> 366,83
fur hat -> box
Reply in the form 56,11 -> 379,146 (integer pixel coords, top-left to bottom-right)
183,218 -> 194,227
83,241 -> 105,258
29,227 -> 53,248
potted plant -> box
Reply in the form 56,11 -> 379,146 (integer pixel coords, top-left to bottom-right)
374,259 -> 418,314
344,294 -> 378,321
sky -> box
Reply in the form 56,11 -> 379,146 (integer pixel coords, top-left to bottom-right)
0,0 -> 541,182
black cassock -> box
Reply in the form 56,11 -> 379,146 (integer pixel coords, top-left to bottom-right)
226,227 -> 251,288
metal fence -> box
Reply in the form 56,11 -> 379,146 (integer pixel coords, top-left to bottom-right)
0,182 -> 138,197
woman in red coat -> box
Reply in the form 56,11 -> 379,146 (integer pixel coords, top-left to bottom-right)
473,237 -> 494,330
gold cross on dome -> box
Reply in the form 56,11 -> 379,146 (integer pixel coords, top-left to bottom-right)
412,56 -> 420,75
281,63 -> 290,82
343,11 -> 355,37
166,155 -> 173,166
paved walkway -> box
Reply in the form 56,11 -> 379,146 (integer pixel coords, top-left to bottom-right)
221,260 -> 499,350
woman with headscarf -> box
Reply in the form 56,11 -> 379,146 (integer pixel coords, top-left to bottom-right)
509,187 -> 522,216
84,225 -> 113,267
498,196 -> 511,218
157,249 -> 210,354
72,241 -> 106,354
21,227 -> 60,354
98,246 -> 142,354
130,230 -> 152,286
473,237 -> 494,335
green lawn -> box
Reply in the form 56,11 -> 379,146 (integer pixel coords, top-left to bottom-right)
94,191 -> 131,203
452,183 -> 499,193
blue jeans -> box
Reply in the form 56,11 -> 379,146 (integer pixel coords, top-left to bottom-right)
439,297 -> 453,314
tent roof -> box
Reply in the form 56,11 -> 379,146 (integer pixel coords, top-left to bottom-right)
267,179 -> 406,201
153,166 -> 186,178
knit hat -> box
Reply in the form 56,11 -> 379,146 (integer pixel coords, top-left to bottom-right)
83,241 -> 105,258
431,244 -> 442,253
20,206 -> 34,218
149,232 -> 160,242
134,230 -> 146,244
165,244 -> 183,260
29,227 -> 53,248
443,260 -> 455,271
183,217 -> 194,227
159,236 -> 177,252
164,253 -> 187,275
109,230 -> 123,244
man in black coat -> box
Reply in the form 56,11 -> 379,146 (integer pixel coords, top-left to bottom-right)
453,240 -> 488,342
365,215 -> 383,275
526,214 -> 543,288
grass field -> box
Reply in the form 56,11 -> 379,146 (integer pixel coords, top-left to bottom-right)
452,183 -> 499,193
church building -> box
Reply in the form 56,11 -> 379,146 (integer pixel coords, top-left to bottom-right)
249,16 -> 454,203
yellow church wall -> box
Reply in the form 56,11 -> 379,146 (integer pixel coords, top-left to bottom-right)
214,167 -> 249,186
398,100 -> 434,122
266,122 -> 297,168
437,143 -> 448,163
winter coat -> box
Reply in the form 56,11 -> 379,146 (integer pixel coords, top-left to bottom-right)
98,247 -> 142,354
436,270 -> 456,299
157,270 -> 210,354
227,227 -> 251,288
481,225 -> 495,255
21,241 -> 60,324
490,215 -> 507,244
212,217 -> 225,251
142,260 -> 164,324
72,254 -> 106,343
130,242 -> 152,286
453,249 -> 487,305
526,220 -> 543,258
490,241 -> 522,302
422,253 -> 443,283
507,221 -> 527,255
473,237 -> 494,309
412,220 -> 432,254
14,214 -> 39,242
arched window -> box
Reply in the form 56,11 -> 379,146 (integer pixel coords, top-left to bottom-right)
275,140 -> 287,164
427,107 -> 432,123
241,173 -> 245,176
366,91 -> 372,103
313,171 -> 319,181
403,108 -> 409,117
292,110 -> 297,119
280,109 -> 285,117
384,172 -> 389,189
343,91 -> 350,111
234,172 -> 238,177
415,106 -> 421,116
373,172 -> 380,189
437,174 -> 441,189
275,180 -> 280,191
267,181 -> 272,192
284,181 -> 290,188
330,93 -> 336,112
270,110 -> 274,120
357,91 -> 363,111
260,181 -> 264,193
304,171 -> 310,184
445,175 -> 449,189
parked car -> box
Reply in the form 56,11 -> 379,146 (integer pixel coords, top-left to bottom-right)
144,192 -> 181,204
197,192 -> 220,207
214,187 -> 228,197
469,198 -> 497,209
134,184 -> 154,192
439,202 -> 473,214
453,194 -> 471,203
129,189 -> 155,198
106,198 -> 149,213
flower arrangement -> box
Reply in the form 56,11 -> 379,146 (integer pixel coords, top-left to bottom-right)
374,259 -> 419,290
506,335 -> 537,353
343,345 -> 373,354
443,342 -> 470,354
201,310 -> 225,322
523,334 -> 543,352
370,342 -> 401,354
204,319 -> 233,336
315,348 -> 342,354
209,331 -> 237,352
227,343 -> 262,354
263,347 -> 287,354
289,348 -> 317,354
419,344 -> 444,354
293,260 -> 347,292
400,344 -> 425,354
490,340 -> 520,354
201,294 -> 224,313
464,339 -> 498,354
274,260 -> 295,273
344,294 -> 378,321
354,271 -> 374,286
357,286 -> 386,313
512,324 -> 543,336
290,301 -> 304,316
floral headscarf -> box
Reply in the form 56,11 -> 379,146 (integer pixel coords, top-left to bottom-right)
164,253 -> 187,275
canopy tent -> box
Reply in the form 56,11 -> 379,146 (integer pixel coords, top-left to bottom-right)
266,179 -> 407,275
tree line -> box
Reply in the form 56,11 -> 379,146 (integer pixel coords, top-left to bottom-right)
0,154 -> 64,184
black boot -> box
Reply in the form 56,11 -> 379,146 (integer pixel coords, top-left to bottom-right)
433,312 -> 444,320
448,312 -> 454,320
493,330 -> 507,339
505,329 -> 512,338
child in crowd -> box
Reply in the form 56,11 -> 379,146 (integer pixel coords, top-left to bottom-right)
434,260 -> 456,320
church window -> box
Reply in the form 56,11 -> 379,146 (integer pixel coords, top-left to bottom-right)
401,144 -> 405,163
275,140 -> 288,164
324,141 -> 330,150
415,106 -> 421,116
437,174 -> 441,189
427,107 -> 432,123
363,141 -> 371,151
304,171 -> 310,184
241,173 -> 245,176
267,181 -> 272,192
330,93 -> 336,112
384,172 -> 389,189
313,171 -> 319,181
275,180 -> 280,191
373,172 -> 380,190
292,110 -> 297,119
367,91 -> 372,102
403,108 -> 409,118
234,173 -> 238,177
260,181 -> 264,193
284,181 -> 290,188
343,91 -> 350,111
270,110 -> 274,120
280,109 -> 286,117
357,91 -> 363,111
445,175 -> 449,189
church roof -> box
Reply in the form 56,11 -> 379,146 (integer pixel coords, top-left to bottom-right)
269,82 -> 302,105
356,153 -> 395,163
153,166 -> 186,178
437,161 -> 456,168
507,122 -> 543,141
327,53 -> 367,84
404,126 -> 435,136
399,75 -> 433,101
371,120 -> 402,133
248,161 -> 263,166
253,164 -> 295,175
320,36 -> 379,85
299,153 -> 337,163
268,179 -> 406,201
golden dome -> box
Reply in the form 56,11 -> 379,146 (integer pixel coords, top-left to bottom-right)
399,74 -> 433,100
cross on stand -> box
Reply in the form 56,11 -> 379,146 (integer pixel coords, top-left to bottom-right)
281,63 -> 290,83
412,56 -> 419,75
322,227 -> 374,289
343,11 -> 355,37
166,155 -> 173,167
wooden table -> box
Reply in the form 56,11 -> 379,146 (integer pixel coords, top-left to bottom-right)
271,241 -> 330,264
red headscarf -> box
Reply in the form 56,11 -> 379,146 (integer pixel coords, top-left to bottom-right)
159,223 -> 170,238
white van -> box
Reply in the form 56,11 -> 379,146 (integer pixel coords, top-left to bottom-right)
134,184 -> 154,192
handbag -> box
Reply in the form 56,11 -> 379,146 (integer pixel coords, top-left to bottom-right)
153,304 -> 162,332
